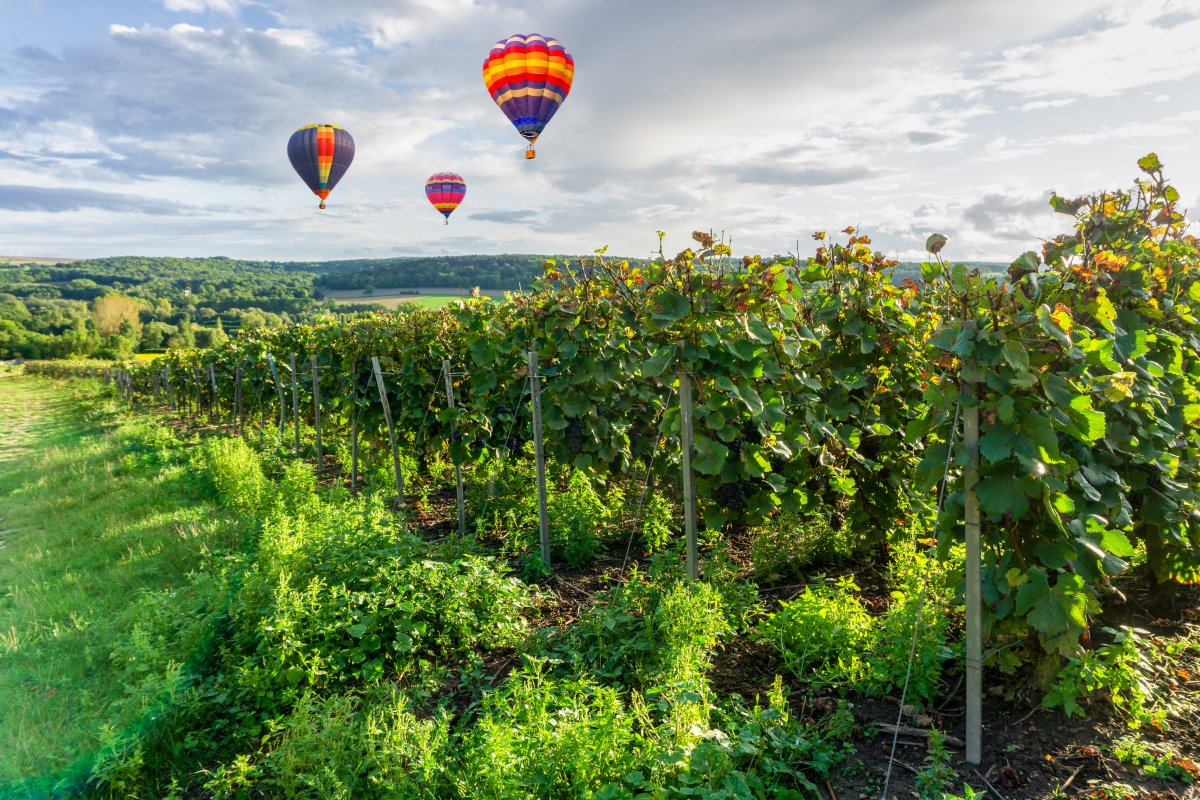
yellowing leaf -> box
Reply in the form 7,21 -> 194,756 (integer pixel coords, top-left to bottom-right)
1051,303 -> 1073,334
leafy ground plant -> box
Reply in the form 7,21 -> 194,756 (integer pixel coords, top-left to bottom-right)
1043,626 -> 1173,727
758,576 -> 875,689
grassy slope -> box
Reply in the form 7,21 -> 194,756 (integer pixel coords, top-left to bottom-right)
0,374 -> 241,788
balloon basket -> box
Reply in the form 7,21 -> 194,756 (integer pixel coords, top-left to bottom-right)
319,202 -> 326,210
525,145 -> 536,160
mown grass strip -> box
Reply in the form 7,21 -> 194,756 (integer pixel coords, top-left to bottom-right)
0,375 -> 246,793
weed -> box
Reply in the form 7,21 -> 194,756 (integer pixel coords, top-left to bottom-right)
758,576 -> 874,688
1043,626 -> 1172,727
1111,735 -> 1198,783
913,728 -> 958,800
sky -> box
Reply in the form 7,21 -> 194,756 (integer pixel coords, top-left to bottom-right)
1,0 -> 1198,264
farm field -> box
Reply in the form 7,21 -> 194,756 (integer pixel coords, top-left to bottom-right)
326,286 -> 510,309
0,257 -> 77,265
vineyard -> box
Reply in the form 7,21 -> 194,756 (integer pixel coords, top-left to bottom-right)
15,156 -> 1200,799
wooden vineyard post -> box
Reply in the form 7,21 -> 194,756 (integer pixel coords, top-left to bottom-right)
528,351 -> 551,566
267,354 -> 286,434
371,357 -> 406,506
193,367 -> 203,419
208,364 -> 218,423
442,358 -> 467,536
289,352 -> 300,455
679,371 -> 698,580
963,321 -> 982,765
349,362 -> 360,491
234,364 -> 243,434
311,356 -> 323,466
163,367 -> 175,412
350,411 -> 359,491
257,375 -> 268,439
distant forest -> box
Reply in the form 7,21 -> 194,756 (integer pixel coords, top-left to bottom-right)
0,253 -> 1005,359
309,254 -> 560,292
0,256 -> 335,360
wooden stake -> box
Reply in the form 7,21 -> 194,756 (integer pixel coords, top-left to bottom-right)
208,364 -> 218,423
349,361 -> 359,491
193,366 -> 203,418
680,371 -> 698,581
234,364 -> 243,433
371,357 -> 406,506
442,358 -> 466,536
350,411 -> 359,491
964,321 -> 982,765
289,352 -> 300,455
267,354 -> 286,434
311,355 -> 323,465
529,350 -> 551,565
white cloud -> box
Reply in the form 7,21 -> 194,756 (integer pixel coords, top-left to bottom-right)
985,7 -> 1200,98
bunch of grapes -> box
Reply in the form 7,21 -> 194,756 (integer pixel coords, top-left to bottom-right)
712,479 -> 759,513
565,418 -> 587,454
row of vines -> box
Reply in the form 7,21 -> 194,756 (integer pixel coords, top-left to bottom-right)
32,155 -> 1200,667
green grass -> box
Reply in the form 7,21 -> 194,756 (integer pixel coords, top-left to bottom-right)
0,375 -> 245,791
330,293 -> 489,310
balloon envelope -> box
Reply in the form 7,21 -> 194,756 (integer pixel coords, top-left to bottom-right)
483,34 -> 573,153
426,173 -> 466,222
288,124 -> 355,209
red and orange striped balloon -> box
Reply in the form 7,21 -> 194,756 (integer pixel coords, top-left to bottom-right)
425,173 -> 466,224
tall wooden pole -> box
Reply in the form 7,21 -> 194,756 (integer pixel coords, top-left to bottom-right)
267,354 -> 286,434
311,356 -> 323,465
371,357 -> 406,506
680,371 -> 698,581
529,351 -> 551,565
964,321 -> 982,765
442,359 -> 467,536
208,364 -> 217,423
289,352 -> 300,455
234,364 -> 243,433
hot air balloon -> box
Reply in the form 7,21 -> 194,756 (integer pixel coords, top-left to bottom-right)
287,124 -> 355,209
425,173 -> 466,224
483,34 -> 573,159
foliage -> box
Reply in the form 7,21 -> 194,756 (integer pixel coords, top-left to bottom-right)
456,660 -> 647,800
199,436 -> 270,517
758,577 -> 875,688
609,677 -> 852,800
544,573 -> 730,691
235,497 -> 538,697
750,508 -> 856,581
1042,626 -> 1174,727
912,729 -> 973,800
1111,734 -> 1198,783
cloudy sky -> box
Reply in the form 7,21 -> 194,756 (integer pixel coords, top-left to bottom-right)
1,0 -> 1198,263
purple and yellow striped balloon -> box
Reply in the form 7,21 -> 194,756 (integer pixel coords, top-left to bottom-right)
425,172 -> 466,224
287,124 -> 355,209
